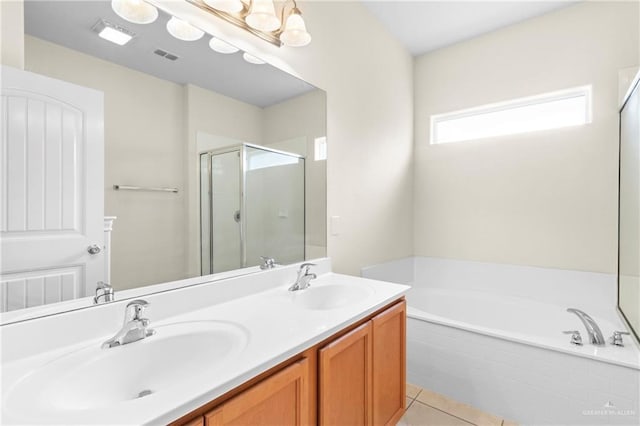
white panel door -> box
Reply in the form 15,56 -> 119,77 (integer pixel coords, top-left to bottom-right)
0,66 -> 104,312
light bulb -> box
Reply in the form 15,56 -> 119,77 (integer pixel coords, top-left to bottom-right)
111,0 -> 158,24
279,9 -> 311,47
209,37 -> 239,54
246,0 -> 280,32
203,0 -> 244,13
166,17 -> 204,41
242,52 -> 265,65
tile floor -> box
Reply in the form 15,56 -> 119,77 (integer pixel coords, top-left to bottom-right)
398,384 -> 518,426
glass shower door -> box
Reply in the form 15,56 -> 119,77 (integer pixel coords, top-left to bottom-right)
243,146 -> 305,267
200,149 -> 242,274
201,144 -> 305,274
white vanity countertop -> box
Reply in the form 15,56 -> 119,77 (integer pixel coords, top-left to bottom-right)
1,266 -> 409,425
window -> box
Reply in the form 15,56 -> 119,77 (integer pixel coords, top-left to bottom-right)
430,86 -> 592,144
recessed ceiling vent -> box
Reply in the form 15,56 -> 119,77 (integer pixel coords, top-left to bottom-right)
153,49 -> 179,61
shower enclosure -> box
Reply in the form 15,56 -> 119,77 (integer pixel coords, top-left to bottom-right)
200,143 -> 305,274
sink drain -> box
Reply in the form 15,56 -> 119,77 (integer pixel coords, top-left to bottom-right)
137,389 -> 153,398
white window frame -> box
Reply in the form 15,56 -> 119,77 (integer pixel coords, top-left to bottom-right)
430,85 -> 593,145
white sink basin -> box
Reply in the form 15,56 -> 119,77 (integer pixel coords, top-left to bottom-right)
4,320 -> 248,415
292,283 -> 374,310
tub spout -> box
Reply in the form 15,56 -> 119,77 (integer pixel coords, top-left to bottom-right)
567,308 -> 605,346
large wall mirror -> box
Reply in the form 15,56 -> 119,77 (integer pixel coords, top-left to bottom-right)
0,0 -> 326,322
618,71 -> 640,344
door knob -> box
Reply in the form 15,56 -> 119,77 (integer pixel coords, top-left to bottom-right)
87,244 -> 102,255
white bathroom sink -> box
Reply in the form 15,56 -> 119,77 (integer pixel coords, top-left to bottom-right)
4,320 -> 249,415
292,283 -> 374,310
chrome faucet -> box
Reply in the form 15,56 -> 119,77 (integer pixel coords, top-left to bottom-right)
260,256 -> 277,270
289,263 -> 317,291
567,308 -> 605,346
94,281 -> 115,304
102,300 -> 155,349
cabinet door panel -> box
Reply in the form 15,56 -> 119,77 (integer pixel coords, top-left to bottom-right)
205,358 -> 309,426
183,416 -> 204,426
319,322 -> 373,426
372,301 -> 406,425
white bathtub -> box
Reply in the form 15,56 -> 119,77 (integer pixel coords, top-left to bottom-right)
363,257 -> 640,425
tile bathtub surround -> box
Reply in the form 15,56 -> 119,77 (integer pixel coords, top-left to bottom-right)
406,318 -> 640,425
402,384 -> 518,426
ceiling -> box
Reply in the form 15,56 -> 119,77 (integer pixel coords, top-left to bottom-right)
24,0 -> 315,108
361,1 -> 580,56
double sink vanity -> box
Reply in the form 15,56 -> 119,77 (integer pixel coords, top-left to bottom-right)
1,259 -> 409,425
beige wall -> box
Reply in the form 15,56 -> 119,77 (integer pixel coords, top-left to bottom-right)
0,0 -> 24,69
291,2 -> 414,275
413,2 -> 639,274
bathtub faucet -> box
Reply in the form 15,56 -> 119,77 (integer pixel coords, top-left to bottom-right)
566,308 -> 605,346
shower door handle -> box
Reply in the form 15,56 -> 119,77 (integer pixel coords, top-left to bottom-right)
234,210 -> 241,223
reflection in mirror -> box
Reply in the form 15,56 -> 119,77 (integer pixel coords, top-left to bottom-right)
200,143 -> 305,274
618,71 -> 640,344
0,0 -> 326,320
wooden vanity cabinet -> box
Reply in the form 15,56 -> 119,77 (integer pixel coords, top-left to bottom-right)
205,358 -> 310,426
173,299 -> 405,426
318,300 -> 406,426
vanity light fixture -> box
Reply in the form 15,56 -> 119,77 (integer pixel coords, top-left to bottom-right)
279,4 -> 311,47
166,16 -> 205,41
111,0 -> 158,24
246,0 -> 280,32
92,20 -> 135,46
186,0 -> 311,47
209,37 -> 240,54
242,52 -> 265,64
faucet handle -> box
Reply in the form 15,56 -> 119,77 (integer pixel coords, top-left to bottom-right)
126,299 -> 150,321
299,262 -> 316,274
610,330 -> 631,347
563,330 -> 583,346
260,256 -> 276,270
